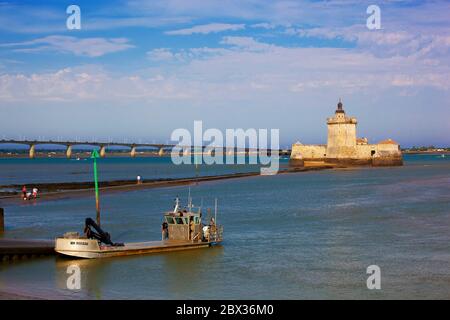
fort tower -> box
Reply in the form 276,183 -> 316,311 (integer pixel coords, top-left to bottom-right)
326,99 -> 358,160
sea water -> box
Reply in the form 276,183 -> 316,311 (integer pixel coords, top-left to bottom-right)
0,154 -> 449,299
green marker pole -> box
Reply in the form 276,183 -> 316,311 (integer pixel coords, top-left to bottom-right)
91,149 -> 101,227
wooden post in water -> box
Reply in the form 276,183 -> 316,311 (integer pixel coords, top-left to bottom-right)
0,208 -> 4,233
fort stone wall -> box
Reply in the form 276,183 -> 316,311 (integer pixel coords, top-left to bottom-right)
291,144 -> 326,161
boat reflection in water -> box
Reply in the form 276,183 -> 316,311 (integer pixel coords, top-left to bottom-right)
54,243 -> 224,299
55,258 -> 106,299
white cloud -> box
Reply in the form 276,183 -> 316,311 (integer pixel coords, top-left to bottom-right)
0,36 -> 134,57
250,23 -> 276,29
147,46 -> 229,62
0,0 -> 346,34
289,24 -> 450,63
165,23 -> 245,35
84,17 -> 192,31
220,36 -> 274,51
0,2 -> 195,33
1,35 -> 449,146
0,66 -> 194,102
0,1 -> 449,145
2,35 -> 449,105
147,48 -> 176,61
127,0 -> 374,28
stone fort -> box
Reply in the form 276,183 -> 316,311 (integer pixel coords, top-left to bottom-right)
290,100 -> 403,166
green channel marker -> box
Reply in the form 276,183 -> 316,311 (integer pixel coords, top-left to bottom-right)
91,149 -> 101,227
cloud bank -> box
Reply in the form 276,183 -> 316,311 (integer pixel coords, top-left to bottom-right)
1,36 -> 134,57
165,23 -> 245,35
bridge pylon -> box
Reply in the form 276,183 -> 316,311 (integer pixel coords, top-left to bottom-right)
130,146 -> 137,158
100,146 -> 106,158
29,144 -> 35,159
66,145 -> 72,158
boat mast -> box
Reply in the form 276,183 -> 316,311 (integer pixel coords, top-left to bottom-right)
214,198 -> 217,225
173,197 -> 180,213
188,187 -> 192,212
199,198 -> 203,214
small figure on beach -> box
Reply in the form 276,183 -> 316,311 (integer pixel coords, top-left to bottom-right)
21,186 -> 39,200
22,185 -> 27,200
136,175 -> 142,184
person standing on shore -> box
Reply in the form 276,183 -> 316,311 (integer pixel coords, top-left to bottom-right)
137,175 -> 142,184
21,186 -> 27,200
32,187 -> 38,199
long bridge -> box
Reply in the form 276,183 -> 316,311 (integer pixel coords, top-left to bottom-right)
0,139 -> 291,159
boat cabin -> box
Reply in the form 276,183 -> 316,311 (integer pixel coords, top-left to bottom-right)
162,197 -> 222,243
163,197 -> 203,241
164,210 -> 203,241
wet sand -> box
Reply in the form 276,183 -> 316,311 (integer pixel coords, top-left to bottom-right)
0,165 -> 334,204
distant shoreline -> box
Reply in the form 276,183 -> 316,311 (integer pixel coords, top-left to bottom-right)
402,150 -> 450,155
0,150 -> 449,159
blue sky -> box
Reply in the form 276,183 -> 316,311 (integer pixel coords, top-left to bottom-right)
0,0 -> 449,147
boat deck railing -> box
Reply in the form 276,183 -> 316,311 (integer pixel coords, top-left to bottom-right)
189,224 -> 223,243
209,225 -> 223,242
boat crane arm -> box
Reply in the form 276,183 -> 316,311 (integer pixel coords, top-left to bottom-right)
84,218 -> 124,246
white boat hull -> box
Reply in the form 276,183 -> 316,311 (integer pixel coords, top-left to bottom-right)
55,237 -> 220,259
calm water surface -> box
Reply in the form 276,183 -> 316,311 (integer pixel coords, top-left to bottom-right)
0,156 -> 280,185
0,154 -> 449,299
